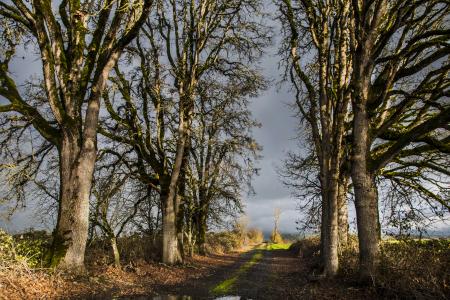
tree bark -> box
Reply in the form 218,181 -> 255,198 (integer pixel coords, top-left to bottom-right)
352,101 -> 380,281
323,166 -> 340,276
176,193 -> 185,260
48,54 -> 117,271
197,206 -> 208,255
161,79 -> 194,263
48,127 -> 96,271
319,170 -> 328,270
184,218 -> 195,257
349,0 -> 388,281
161,112 -> 190,264
161,182 -> 181,264
110,237 -> 121,267
338,174 -> 349,247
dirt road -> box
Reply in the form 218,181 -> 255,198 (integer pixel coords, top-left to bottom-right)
147,243 -> 375,300
150,243 -> 307,299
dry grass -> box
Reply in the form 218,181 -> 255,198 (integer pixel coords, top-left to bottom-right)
205,228 -> 264,254
0,252 -> 240,299
0,230 -> 244,299
376,239 -> 449,299
291,235 -> 450,299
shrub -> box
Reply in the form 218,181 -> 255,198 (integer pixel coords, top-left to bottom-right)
205,231 -> 242,254
289,236 -> 321,258
118,234 -> 161,262
0,229 -> 48,269
339,237 -> 450,299
270,230 -> 284,244
247,228 -> 264,245
377,239 -> 450,299
0,229 -> 16,265
85,233 -> 161,266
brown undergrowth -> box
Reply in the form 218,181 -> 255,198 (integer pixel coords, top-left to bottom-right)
0,251 -> 240,299
0,229 -> 248,299
290,235 -> 450,299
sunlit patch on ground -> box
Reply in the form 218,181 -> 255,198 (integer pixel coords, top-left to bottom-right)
265,243 -> 291,250
211,249 -> 264,295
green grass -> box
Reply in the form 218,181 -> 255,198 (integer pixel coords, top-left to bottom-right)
211,250 -> 264,295
211,243 -> 293,295
266,243 -> 291,250
211,276 -> 238,295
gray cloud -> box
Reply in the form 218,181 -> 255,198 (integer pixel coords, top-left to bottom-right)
243,50 -> 300,233
244,196 -> 298,234
0,14 -> 303,235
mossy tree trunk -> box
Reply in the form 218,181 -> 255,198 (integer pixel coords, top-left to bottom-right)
338,173 -> 349,248
280,0 -> 352,278
324,163 -> 340,276
111,237 -> 121,268
162,161 -> 184,265
351,30 -> 381,280
196,186 -> 209,255
49,126 -> 97,270
0,0 -> 153,272
338,178 -> 349,248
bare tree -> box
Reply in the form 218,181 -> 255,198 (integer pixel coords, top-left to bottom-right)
90,157 -> 147,267
0,0 -> 152,270
184,78 -> 262,255
101,0 -> 269,264
270,208 -> 283,243
349,0 -> 449,280
278,0 -> 352,276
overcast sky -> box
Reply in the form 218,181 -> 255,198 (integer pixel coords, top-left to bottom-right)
243,50 -> 301,234
1,2 -> 447,236
0,9 -> 303,234
0,43 -> 303,236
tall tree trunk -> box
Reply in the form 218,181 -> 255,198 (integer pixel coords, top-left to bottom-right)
48,128 -> 96,271
176,194 -> 185,260
183,191 -> 195,257
161,89 -> 191,264
161,181 -> 181,264
176,140 -> 190,260
110,236 -> 121,267
197,206 -> 208,255
161,138 -> 186,264
337,174 -> 349,247
185,215 -> 195,257
323,165 -> 340,277
154,201 -> 162,245
352,101 -> 380,281
319,174 -> 329,271
196,181 -> 208,255
48,52 -> 117,271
